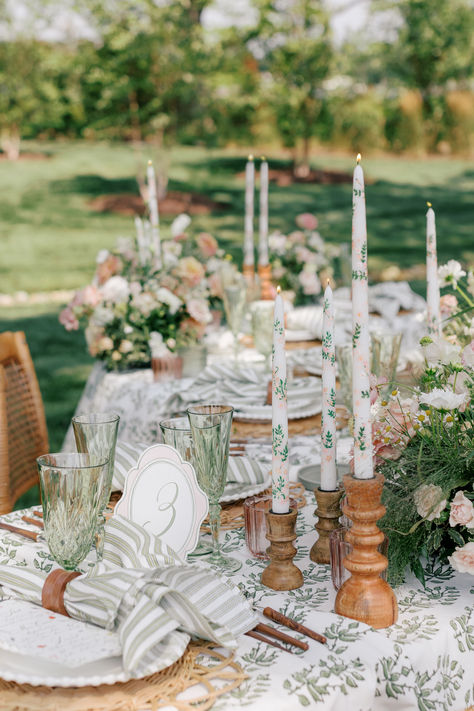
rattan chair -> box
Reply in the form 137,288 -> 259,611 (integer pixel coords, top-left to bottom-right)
0,331 -> 48,514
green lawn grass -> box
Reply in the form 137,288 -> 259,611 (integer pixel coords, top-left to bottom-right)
1,141 -> 473,509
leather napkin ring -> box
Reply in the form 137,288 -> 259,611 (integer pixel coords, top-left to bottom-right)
41,569 -> 81,617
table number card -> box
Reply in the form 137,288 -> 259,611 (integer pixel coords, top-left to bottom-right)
114,444 -> 208,559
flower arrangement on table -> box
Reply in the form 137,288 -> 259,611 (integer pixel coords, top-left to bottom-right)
438,259 -> 474,346
371,331 -> 473,586
59,215 -> 229,371
268,213 -> 340,306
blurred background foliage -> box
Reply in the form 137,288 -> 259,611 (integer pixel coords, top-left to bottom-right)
0,0 -> 472,167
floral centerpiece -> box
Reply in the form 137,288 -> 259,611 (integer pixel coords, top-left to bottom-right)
268,213 -> 340,306
59,215 -> 228,371
438,259 -> 474,346
371,338 -> 473,585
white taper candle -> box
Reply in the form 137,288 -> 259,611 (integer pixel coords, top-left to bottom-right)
147,160 -> 161,262
258,158 -> 269,266
272,286 -> 289,513
321,282 -> 337,490
351,155 -> 374,479
426,203 -> 441,336
243,155 -> 255,269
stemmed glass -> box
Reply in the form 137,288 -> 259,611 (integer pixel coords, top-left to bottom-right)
187,405 -> 241,572
222,273 -> 247,364
72,412 -> 120,560
37,453 -> 109,570
251,300 -> 274,370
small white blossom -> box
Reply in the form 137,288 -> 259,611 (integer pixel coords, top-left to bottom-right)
438,260 -> 466,289
170,213 -> 191,237
101,276 -> 130,304
419,388 -> 468,411
149,332 -> 171,358
422,336 -> 461,366
414,484 -> 447,521
96,249 -> 110,264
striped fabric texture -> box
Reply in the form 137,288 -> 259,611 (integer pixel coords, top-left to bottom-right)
113,440 -> 266,491
0,515 -> 258,676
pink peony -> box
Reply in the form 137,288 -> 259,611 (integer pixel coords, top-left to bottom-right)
449,542 -> 474,575
208,272 -> 223,299
59,307 -> 79,331
81,285 -> 102,308
296,213 -> 318,231
186,298 -> 212,324
197,232 -> 218,258
175,257 -> 205,287
96,255 -> 122,285
439,294 -> 458,317
288,230 -> 305,245
449,491 -> 474,528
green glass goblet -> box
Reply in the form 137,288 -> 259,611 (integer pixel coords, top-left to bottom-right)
187,405 -> 241,572
222,276 -> 247,365
37,453 -> 109,570
72,412 -> 120,560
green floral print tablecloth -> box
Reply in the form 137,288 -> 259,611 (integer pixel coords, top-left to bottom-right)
0,504 -> 472,711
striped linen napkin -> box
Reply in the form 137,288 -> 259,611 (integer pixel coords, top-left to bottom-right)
0,515 -> 258,676
113,440 -> 266,491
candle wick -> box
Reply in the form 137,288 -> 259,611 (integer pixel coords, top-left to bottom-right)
277,285 -> 281,294
326,278 -> 330,286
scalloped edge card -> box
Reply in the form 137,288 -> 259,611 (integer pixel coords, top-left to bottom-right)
114,444 -> 208,559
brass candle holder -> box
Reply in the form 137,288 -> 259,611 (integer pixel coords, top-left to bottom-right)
310,485 -> 344,565
334,473 -> 398,629
258,263 -> 274,300
261,508 -> 303,591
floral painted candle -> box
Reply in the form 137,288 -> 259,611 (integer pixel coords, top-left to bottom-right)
258,157 -> 269,266
321,281 -> 337,490
272,286 -> 289,513
243,155 -> 255,271
426,202 -> 441,336
351,155 -> 374,479
147,160 -> 161,262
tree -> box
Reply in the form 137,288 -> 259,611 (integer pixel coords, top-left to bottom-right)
251,0 -> 333,173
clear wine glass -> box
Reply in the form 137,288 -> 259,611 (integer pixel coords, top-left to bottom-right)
222,274 -> 247,364
187,405 -> 241,572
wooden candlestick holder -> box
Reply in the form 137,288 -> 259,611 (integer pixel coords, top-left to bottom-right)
310,485 -> 344,565
334,473 -> 398,629
261,508 -> 303,591
258,263 -> 274,300
242,264 -> 255,280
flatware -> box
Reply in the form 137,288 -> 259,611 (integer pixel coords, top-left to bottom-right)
263,607 -> 327,645
245,629 -> 293,654
22,515 -> 44,529
33,510 -> 43,518
254,622 -> 308,651
0,522 -> 40,542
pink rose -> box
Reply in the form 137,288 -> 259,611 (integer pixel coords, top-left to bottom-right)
448,542 -> 474,575
59,307 -> 79,331
174,257 -> 205,287
298,270 -> 321,296
439,294 -> 458,317
208,272 -> 223,299
81,285 -> 102,308
186,298 -> 212,324
197,232 -> 218,258
296,213 -> 318,231
288,230 -> 305,245
449,491 -> 474,528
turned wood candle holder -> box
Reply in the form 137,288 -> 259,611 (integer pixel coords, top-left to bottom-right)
334,473 -> 398,629
258,263 -> 274,300
310,485 -> 344,565
261,508 -> 303,591
242,264 -> 255,279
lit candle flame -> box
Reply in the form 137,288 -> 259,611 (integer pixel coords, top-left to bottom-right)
356,153 -> 361,164
277,285 -> 281,294
427,201 -> 432,208
327,278 -> 330,286
261,156 -> 266,161
248,154 -> 254,161
148,159 -> 152,166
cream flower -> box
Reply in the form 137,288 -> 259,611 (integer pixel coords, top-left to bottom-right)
461,340 -> 474,369
186,298 -> 212,324
156,287 -> 182,315
448,542 -> 474,575
422,337 -> 461,366
101,276 -> 130,304
438,260 -> 466,289
413,484 -> 447,521
97,336 -> 114,352
419,388 -> 468,411
268,233 -> 287,256
149,332 -> 170,358
119,339 -> 134,354
298,267 -> 321,296
449,491 -> 474,529
175,257 -> 205,287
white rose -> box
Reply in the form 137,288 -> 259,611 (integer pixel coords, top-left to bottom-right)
119,339 -> 134,354
132,292 -> 157,317
149,331 -> 170,358
186,298 -> 212,324
268,233 -> 287,256
156,287 -> 182,315
170,213 -> 191,237
91,305 -> 115,327
101,276 -> 130,304
438,260 -> 466,289
422,336 -> 461,366
419,388 -> 468,411
448,542 -> 474,575
414,484 -> 447,521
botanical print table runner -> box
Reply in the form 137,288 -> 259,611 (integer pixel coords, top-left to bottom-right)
0,503 -> 472,710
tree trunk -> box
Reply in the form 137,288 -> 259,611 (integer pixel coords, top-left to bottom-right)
1,126 -> 21,160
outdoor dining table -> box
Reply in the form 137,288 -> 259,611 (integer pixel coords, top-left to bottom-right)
0,499 -> 473,710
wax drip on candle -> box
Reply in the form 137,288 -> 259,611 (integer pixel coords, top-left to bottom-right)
356,153 -> 361,163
